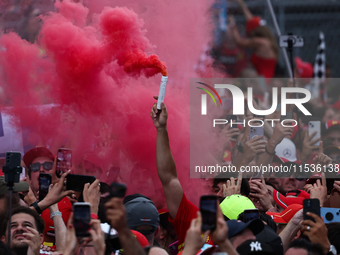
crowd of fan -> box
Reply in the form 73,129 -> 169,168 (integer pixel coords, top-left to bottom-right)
1,0 -> 340,255
0,96 -> 339,255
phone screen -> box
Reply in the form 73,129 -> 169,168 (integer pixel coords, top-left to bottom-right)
308,121 -> 321,146
109,183 -> 127,198
73,203 -> 91,237
56,148 -> 72,178
200,195 -> 217,232
39,174 -> 51,201
303,199 -> 320,222
66,174 -> 96,192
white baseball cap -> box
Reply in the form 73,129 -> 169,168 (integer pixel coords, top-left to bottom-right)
275,138 -> 297,162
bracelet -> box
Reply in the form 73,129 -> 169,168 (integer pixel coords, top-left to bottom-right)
91,213 -> 98,219
50,211 -> 62,219
265,146 -> 275,156
30,201 -> 43,214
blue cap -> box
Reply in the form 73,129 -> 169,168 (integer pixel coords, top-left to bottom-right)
227,219 -> 264,238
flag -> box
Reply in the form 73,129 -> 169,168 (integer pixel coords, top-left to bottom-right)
313,32 -> 326,103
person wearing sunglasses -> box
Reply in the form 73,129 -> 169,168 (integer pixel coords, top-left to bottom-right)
23,147 -> 55,200
275,159 -> 308,194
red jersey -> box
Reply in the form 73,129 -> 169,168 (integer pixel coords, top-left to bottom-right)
168,193 -> 213,252
250,54 -> 277,83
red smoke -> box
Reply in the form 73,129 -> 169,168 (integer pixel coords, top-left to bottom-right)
0,0 -> 212,207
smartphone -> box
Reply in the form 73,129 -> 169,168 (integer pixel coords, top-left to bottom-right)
200,195 -> 217,232
280,112 -> 294,121
109,182 -> 127,198
39,173 -> 52,201
73,202 -> 91,237
321,207 -> 340,224
66,174 -> 96,192
243,209 -> 259,223
226,115 -> 237,128
168,241 -> 179,255
56,148 -> 72,178
249,126 -> 264,140
303,199 -> 320,222
3,152 -> 22,184
308,121 -> 321,146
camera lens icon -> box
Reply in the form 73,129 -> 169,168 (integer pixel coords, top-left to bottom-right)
325,212 -> 334,221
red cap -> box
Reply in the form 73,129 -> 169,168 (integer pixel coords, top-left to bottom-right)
294,57 -> 313,78
267,204 -> 302,224
273,189 -> 310,209
325,120 -> 340,130
277,156 -> 302,165
246,16 -> 264,33
130,230 -> 149,248
23,147 -> 54,169
306,173 -> 322,184
41,197 -> 72,236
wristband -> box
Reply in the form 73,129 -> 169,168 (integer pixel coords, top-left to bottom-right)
265,146 -> 275,156
91,213 -> 98,219
50,211 -> 62,219
31,201 -> 43,214
327,245 -> 337,255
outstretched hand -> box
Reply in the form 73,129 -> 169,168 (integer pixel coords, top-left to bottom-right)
43,170 -> 74,208
151,96 -> 168,130
301,212 -> 331,254
183,211 -> 210,255
222,171 -> 242,197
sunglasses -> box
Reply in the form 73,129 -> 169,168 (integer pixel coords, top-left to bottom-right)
30,162 -> 53,172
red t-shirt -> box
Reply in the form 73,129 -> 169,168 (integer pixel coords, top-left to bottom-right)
168,193 -> 213,252
250,54 -> 277,83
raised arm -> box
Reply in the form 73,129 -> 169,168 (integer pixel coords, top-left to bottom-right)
151,98 -> 183,219
106,197 -> 146,255
229,16 -> 261,49
235,0 -> 253,20
49,203 -> 67,253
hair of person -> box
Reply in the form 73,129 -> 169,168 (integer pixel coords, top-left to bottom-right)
212,173 -> 250,197
144,232 -> 155,246
1,206 -> 45,236
0,241 -> 9,255
288,238 -> 324,255
0,193 -> 21,237
158,225 -> 177,252
249,26 -> 279,59
326,222 -> 340,253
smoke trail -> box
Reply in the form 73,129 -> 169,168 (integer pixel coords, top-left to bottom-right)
0,0 -> 213,207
